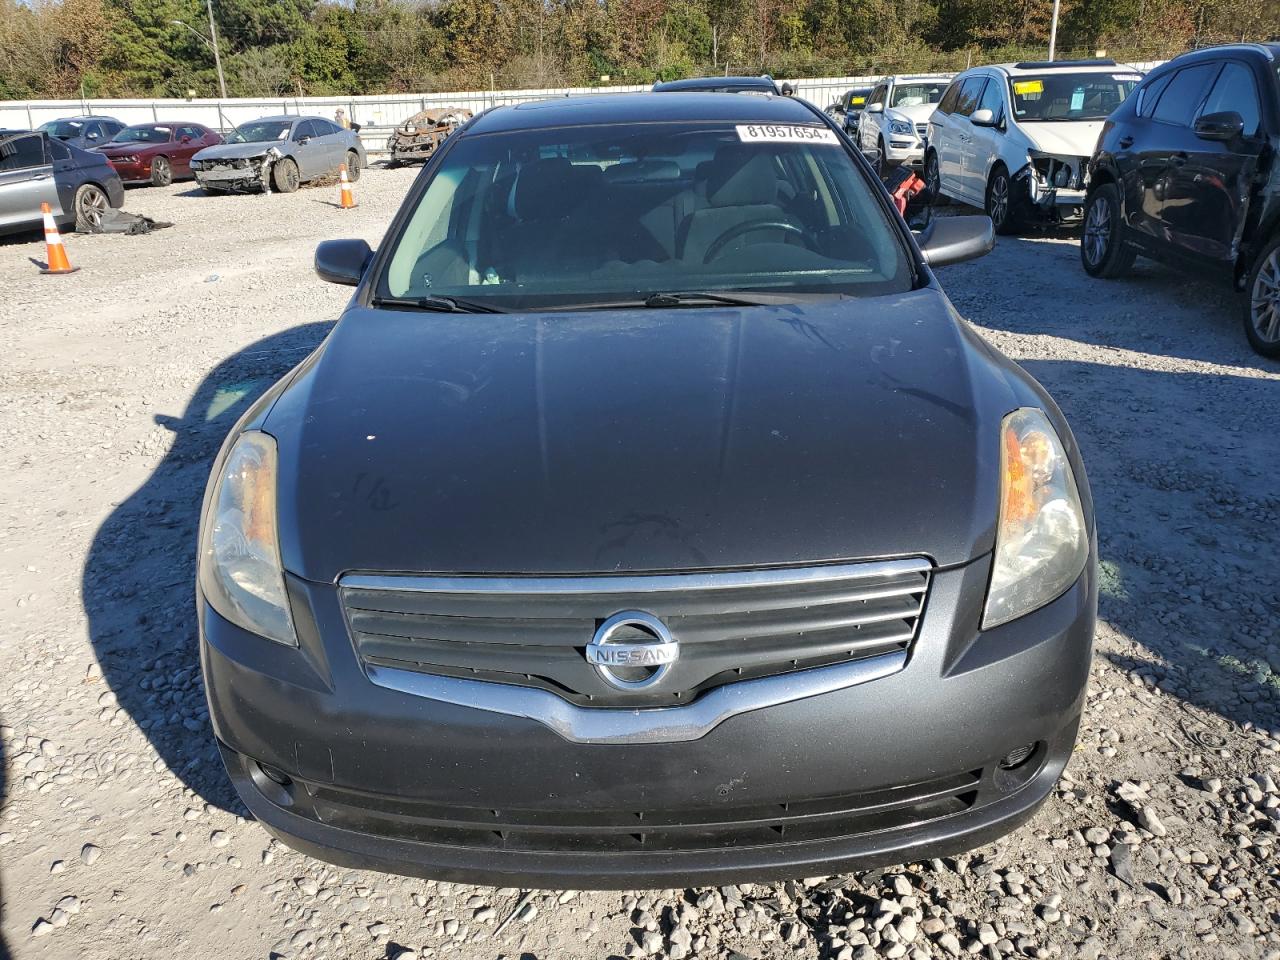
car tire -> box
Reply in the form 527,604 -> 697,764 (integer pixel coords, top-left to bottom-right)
345,151 -> 362,182
73,183 -> 108,231
875,138 -> 887,180
1080,183 -> 1136,279
1244,232 -> 1280,358
985,165 -> 1024,236
150,156 -> 172,187
923,149 -> 942,205
272,157 -> 300,193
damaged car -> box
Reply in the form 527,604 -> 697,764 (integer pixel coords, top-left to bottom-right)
191,115 -> 366,194
386,108 -> 472,166
926,60 -> 1142,233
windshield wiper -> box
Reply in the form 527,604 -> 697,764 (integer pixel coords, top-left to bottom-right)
371,294 -> 504,314
642,291 -> 772,308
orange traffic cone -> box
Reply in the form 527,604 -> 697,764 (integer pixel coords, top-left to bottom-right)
39,202 -> 78,275
337,164 -> 357,209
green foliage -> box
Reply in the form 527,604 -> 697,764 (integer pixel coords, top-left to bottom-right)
0,0 -> 1268,99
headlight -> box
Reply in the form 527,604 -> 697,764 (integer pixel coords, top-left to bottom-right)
983,408 -> 1089,629
190,160 -> 202,170
199,431 -> 297,645
889,118 -> 915,136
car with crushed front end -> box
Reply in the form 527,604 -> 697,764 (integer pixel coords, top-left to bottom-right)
198,92 -> 1097,888
925,60 -> 1142,233
1081,43 -> 1280,357
190,115 -> 366,194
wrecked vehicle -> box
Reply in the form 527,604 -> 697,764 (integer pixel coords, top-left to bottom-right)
386,108 -> 472,166
1082,43 -> 1280,357
191,115 -> 366,194
924,60 -> 1142,233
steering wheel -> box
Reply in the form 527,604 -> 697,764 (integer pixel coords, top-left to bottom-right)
702,220 -> 808,264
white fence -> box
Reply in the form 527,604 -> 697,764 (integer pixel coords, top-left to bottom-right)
0,65 -> 1161,154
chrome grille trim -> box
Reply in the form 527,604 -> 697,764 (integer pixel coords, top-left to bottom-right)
341,557 -> 930,595
342,557 -> 931,720
365,650 -> 907,744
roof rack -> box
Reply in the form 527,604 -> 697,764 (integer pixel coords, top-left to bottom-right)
1013,58 -> 1117,69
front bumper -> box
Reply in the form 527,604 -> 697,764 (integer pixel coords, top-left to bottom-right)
194,164 -> 265,188
883,140 -> 925,167
105,159 -> 151,182
202,553 -> 1096,888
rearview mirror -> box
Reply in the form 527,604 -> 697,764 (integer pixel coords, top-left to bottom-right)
1194,111 -> 1244,141
970,108 -> 997,127
315,238 -> 373,286
917,215 -> 995,267
866,103 -> 884,114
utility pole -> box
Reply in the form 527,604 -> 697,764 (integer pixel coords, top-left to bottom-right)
204,0 -> 227,99
1047,0 -> 1060,61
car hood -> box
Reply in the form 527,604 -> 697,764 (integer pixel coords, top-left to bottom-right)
265,289 -> 1026,581
193,141 -> 280,161
886,103 -> 937,124
1020,120 -> 1104,158
96,142 -> 160,155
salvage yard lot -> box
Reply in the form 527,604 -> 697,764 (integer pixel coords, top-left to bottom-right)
1,167 -> 1279,959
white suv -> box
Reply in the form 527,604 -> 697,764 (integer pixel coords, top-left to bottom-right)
855,75 -> 952,175
924,60 -> 1142,233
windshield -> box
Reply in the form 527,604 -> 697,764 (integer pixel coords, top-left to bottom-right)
376,122 -> 912,311
38,120 -> 85,138
112,125 -> 171,144
227,121 -> 292,144
1009,72 -> 1140,121
890,82 -> 948,108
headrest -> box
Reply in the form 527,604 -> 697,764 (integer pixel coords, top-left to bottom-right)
706,148 -> 777,207
512,157 -> 573,221
604,160 -> 681,184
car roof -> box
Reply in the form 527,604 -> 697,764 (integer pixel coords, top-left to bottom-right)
652,76 -> 778,92
1159,42 -> 1280,69
878,75 -> 952,84
243,115 -> 308,123
974,59 -> 1136,77
466,92 -> 822,135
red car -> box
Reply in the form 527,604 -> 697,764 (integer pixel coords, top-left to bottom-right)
94,122 -> 223,187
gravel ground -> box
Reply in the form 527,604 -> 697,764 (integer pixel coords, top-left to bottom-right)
2,167 -> 1279,960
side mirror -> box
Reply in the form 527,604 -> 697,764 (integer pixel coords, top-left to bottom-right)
1194,111 -> 1244,141
181,135 -> 192,143
315,238 -> 373,286
87,132 -> 99,140
917,215 -> 995,267
970,108 -> 997,127
866,102 -> 884,114
296,134 -> 311,144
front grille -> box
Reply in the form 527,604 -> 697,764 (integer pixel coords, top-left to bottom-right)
306,767 -> 979,853
341,559 -> 930,708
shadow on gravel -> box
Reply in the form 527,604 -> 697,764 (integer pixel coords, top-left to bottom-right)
1020,355 -> 1280,738
82,321 -> 333,811
0,721 -> 10,960
952,236 -> 1266,366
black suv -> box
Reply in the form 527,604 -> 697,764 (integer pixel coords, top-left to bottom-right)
1080,43 -> 1280,356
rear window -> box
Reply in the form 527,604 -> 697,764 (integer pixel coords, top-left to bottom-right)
1009,72 -> 1140,121
378,122 -> 912,311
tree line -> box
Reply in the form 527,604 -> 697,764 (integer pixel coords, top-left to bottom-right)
0,0 -> 1274,101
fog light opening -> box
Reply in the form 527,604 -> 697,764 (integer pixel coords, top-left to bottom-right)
999,743 -> 1036,771
258,762 -> 292,787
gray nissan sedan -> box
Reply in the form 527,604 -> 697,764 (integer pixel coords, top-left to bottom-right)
198,92 -> 1097,887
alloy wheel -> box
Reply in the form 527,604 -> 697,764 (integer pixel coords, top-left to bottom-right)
152,157 -> 171,187
988,174 -> 1008,228
77,186 -> 107,228
1251,249 -> 1280,345
925,153 -> 940,198
1083,197 -> 1111,267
